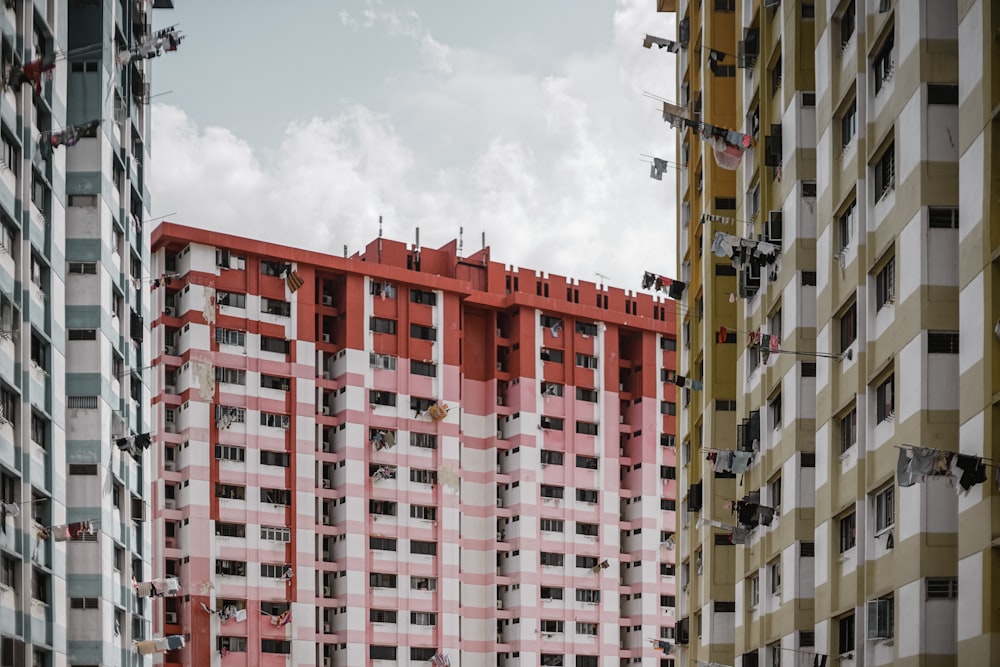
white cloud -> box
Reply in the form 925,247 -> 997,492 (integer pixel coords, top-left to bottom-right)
340,0 -> 452,73
149,0 -> 677,290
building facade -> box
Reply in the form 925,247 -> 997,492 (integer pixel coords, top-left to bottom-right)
149,223 -> 679,667
1,1 -> 170,666
659,1 -> 976,666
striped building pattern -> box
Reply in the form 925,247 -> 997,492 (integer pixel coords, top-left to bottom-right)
150,223 -> 680,667
658,0 -> 996,666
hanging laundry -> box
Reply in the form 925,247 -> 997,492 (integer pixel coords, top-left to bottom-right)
428,402 -> 449,422
896,448 -> 916,487
756,506 -> 776,526
650,639 -> 674,653
649,157 -> 669,181
730,451 -> 753,474
707,49 -> 726,74
9,53 -> 57,96
285,270 -> 304,293
716,326 -> 729,344
0,501 -> 17,534
730,526 -> 751,544
955,454 -> 987,492
235,608 -> 248,622
118,26 -> 185,65
549,320 -> 563,338
769,335 -> 780,353
909,447 -> 937,476
643,34 -> 680,52
430,652 -> 452,666
134,640 -> 157,655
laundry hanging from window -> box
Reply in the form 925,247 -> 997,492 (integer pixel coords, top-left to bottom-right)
0,501 -> 17,534
649,157 -> 669,181
134,635 -> 186,654
642,34 -> 681,52
38,519 -> 95,541
662,102 -> 753,170
650,638 -> 674,654
8,53 -> 57,96
134,576 -> 181,598
284,269 -> 304,293
40,119 -> 101,155
641,272 -> 686,300
896,444 -> 988,494
118,26 -> 185,65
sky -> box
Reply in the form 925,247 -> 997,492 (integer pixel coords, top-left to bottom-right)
148,0 -> 677,292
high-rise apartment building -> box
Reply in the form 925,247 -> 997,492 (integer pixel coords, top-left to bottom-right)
659,1 -> 978,666
0,1 -> 171,666
149,223 -> 679,666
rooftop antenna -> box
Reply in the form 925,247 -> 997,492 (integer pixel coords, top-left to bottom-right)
378,215 -> 383,238
343,244 -> 348,259
481,231 -> 486,250
459,226 -> 464,257
378,215 -> 383,261
596,272 -> 611,288
415,227 -> 420,252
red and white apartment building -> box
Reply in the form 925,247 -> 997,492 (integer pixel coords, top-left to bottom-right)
150,222 -> 679,667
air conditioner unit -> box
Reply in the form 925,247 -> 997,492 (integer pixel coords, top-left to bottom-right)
321,406 -> 331,416
497,600 -> 503,610
164,385 -> 176,394
165,611 -> 178,624
164,537 -> 176,548
323,515 -> 332,525
322,333 -> 331,343
164,306 -> 175,317
164,498 -> 176,509
164,345 -> 175,355
322,295 -> 334,306
323,623 -> 333,634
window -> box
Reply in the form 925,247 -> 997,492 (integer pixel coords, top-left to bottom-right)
875,257 -> 895,309
541,553 -> 564,567
260,563 -> 291,578
873,485 -> 894,533
410,324 -> 437,341
873,32 -> 894,94
259,488 -> 292,505
769,394 -> 782,430
541,655 -> 565,666
576,353 -> 598,369
260,374 -> 290,391
68,261 -> 97,275
576,658 -> 598,667
370,646 -> 397,660
260,526 -> 291,542
369,537 -> 397,551
840,99 -> 857,149
411,612 -> 437,626
215,328 -> 246,346
576,522 -> 599,537
260,336 -> 290,354
370,500 -> 397,516
576,622 -> 599,635
837,613 -> 855,654
540,416 -> 564,431
410,289 -> 437,305
216,291 -> 246,308
216,523 -> 246,538
369,317 -> 397,334
410,432 -> 437,449
839,512 -> 857,552
411,648 -> 437,661
541,348 -> 564,363
540,450 -> 564,465
660,466 -> 676,480
215,367 -> 246,385
370,352 -> 397,370
259,450 -> 290,467
661,336 -> 677,351
411,577 -> 437,591
838,199 -> 855,250
261,298 -> 290,317
876,374 -> 895,422
576,555 -> 598,569
215,483 -> 245,499
215,560 -> 247,576
540,620 -> 565,634
215,445 -> 245,462
926,577 -> 958,599
576,321 -> 598,336
541,485 -> 564,500
68,464 -> 97,475
30,413 -> 46,448
866,596 -> 894,639
541,382 -> 564,397
839,301 -> 857,352
660,401 -> 677,416
661,498 -> 676,511
259,412 -> 290,429
576,455 -> 598,469
769,560 -> 781,594
576,421 -> 598,435
840,0 -> 856,47
370,609 -> 397,623
749,575 -> 760,608
30,171 -> 48,211
1,554 -> 17,590
540,518 -> 564,533
929,207 -> 959,229
928,332 -> 959,354
770,477 -> 782,510
840,408 -> 857,454
874,143 -> 895,201
370,390 -> 396,407
577,489 -> 598,503
576,387 -> 598,402
410,360 -> 437,377
369,573 -> 397,588
0,133 -> 17,175
410,468 -> 437,485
